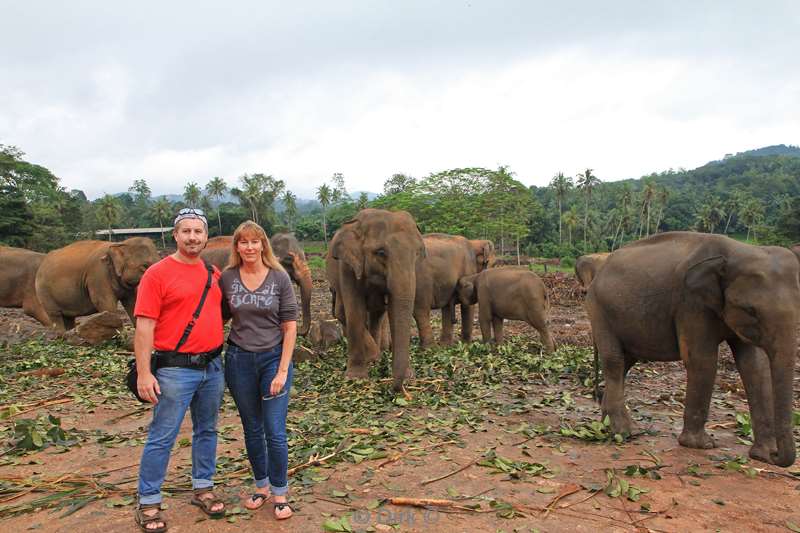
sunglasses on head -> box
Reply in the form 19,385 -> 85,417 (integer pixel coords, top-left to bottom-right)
177,207 -> 205,216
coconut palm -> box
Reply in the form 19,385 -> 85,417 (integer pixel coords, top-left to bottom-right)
549,172 -> 573,246
205,177 -> 227,234
150,197 -> 172,248
96,194 -> 121,241
183,182 -> 202,208
317,184 -> 331,247
575,169 -> 600,251
562,207 -> 579,246
282,190 -> 297,230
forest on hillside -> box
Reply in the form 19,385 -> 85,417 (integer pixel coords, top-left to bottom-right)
2,143 -> 799,259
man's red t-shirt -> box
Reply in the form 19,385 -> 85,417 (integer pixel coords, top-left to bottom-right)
134,256 -> 223,353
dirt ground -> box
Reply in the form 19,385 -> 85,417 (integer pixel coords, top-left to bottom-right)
0,269 -> 799,533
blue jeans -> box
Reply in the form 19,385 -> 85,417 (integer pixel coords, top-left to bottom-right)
224,343 -> 293,495
138,358 -> 225,505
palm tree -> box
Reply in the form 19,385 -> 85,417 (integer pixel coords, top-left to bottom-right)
575,169 -> 600,251
96,194 -> 121,241
740,198 -> 765,242
636,181 -> 657,238
722,189 -> 747,234
184,182 -> 202,208
150,197 -> 171,248
549,172 -> 573,247
611,184 -> 633,249
562,207 -> 579,246
282,190 -> 297,230
205,177 -> 227,234
651,187 -> 670,234
317,184 -> 331,247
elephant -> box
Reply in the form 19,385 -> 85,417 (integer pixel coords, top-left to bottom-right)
327,208 -> 426,391
791,244 -> 800,266
35,237 -> 160,331
586,231 -> 800,467
575,252 -> 610,292
413,233 -> 490,349
456,267 -> 554,352
469,239 -> 496,270
200,233 -> 313,336
0,246 -> 50,325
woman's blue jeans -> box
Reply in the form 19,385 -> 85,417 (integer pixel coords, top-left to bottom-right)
138,358 -> 225,505
224,343 -> 293,495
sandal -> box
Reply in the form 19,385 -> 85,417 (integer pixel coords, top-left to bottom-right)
273,500 -> 294,520
135,503 -> 167,532
244,492 -> 269,510
190,489 -> 226,517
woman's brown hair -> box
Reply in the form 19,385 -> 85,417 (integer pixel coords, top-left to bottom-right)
227,220 -> 285,273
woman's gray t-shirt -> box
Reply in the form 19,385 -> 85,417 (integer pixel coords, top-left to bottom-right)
221,267 -> 298,352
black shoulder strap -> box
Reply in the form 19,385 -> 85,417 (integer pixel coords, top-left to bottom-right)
173,262 -> 215,353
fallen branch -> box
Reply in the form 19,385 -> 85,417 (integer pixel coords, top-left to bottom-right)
378,440 -> 456,469
420,456 -> 479,485
287,438 -> 351,476
542,483 -> 581,517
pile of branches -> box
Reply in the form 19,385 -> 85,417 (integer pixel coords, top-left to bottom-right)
542,273 -> 583,306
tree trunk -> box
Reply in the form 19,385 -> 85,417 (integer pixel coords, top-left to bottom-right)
557,198 -> 562,246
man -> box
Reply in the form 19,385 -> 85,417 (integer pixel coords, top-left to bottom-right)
133,208 -> 226,532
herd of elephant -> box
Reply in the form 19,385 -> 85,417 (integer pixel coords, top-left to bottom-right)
1,207 -> 799,468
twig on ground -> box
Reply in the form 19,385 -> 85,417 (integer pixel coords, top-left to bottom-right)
420,456 -> 478,485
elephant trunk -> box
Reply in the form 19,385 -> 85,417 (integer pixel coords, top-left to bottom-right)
769,337 -> 797,467
296,268 -> 313,336
388,273 -> 415,392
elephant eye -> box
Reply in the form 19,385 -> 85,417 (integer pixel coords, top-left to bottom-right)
375,248 -> 387,257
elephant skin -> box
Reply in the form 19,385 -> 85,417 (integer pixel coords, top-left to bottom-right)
456,267 -> 554,352
413,233 -> 490,349
35,237 -> 159,331
468,239 -> 496,270
200,233 -> 313,336
791,244 -> 800,268
575,252 -> 610,292
0,246 -> 50,325
327,208 -> 426,391
587,231 -> 800,467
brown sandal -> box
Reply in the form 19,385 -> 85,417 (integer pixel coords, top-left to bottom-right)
273,500 -> 294,520
135,503 -> 167,532
190,489 -> 226,517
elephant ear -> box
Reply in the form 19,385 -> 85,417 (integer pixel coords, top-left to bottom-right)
683,255 -> 726,315
331,226 -> 364,280
104,244 -> 127,279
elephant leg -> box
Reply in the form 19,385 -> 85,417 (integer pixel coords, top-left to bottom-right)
367,301 -> 387,363
460,303 -> 474,342
492,316 -> 504,344
729,339 -> 777,462
63,316 -> 76,331
678,338 -> 719,450
593,314 -> 633,435
414,305 -> 434,350
528,310 -> 555,354
121,294 -> 136,325
440,304 -> 454,345
88,286 -> 119,315
478,302 -> 493,343
23,296 -> 52,328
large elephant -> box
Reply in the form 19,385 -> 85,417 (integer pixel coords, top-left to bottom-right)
587,231 -> 799,466
327,209 -> 426,391
791,244 -> 800,266
575,252 -> 610,292
413,233 -> 489,349
0,246 -> 50,325
35,237 -> 160,331
199,233 -> 313,335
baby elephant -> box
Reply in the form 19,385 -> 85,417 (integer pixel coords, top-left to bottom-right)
456,267 -> 554,353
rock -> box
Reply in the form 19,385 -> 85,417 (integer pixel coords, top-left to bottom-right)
74,311 -> 124,345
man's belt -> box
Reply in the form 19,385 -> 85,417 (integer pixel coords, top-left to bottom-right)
153,346 -> 223,369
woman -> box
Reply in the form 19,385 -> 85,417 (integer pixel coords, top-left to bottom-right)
221,221 -> 297,520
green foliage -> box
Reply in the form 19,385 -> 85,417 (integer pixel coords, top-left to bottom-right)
559,415 -> 625,443
12,414 -> 73,453
603,469 -> 650,501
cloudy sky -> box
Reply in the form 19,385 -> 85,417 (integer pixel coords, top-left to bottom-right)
2,1 -> 798,199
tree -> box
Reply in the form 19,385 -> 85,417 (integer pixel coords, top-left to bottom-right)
562,207 -> 579,246
383,173 -> 416,195
282,190 -> 298,230
330,172 -> 348,204
150,197 -> 172,248
129,179 -> 151,204
651,187 -> 670,234
549,172 -> 573,247
611,184 -> 633,249
205,177 -> 228,234
637,180 -> 657,238
96,194 -> 121,240
184,182 -> 202,208
740,198 -> 765,242
317,184 -> 332,247
576,169 -> 600,251
230,173 -> 285,229
0,184 -> 33,246
356,192 -> 369,210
